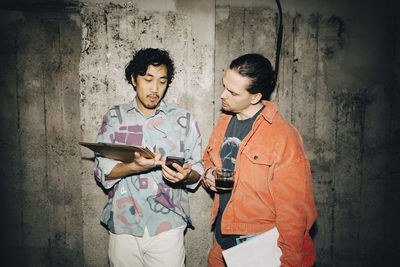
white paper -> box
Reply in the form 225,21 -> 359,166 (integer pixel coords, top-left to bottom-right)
222,227 -> 282,267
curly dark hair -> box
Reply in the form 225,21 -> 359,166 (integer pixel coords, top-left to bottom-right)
125,48 -> 175,90
229,54 -> 276,100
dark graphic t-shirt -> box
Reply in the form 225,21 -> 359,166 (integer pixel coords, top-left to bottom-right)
215,106 -> 265,249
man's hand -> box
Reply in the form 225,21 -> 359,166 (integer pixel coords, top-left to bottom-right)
204,167 -> 217,192
132,152 -> 164,173
105,152 -> 163,180
162,162 -> 198,184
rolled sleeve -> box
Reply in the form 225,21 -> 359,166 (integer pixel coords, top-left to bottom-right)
184,118 -> 204,190
94,157 -> 121,189
186,161 -> 204,190
93,109 -> 121,189
271,159 -> 317,266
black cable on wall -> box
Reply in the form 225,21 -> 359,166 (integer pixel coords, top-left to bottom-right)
273,0 -> 283,91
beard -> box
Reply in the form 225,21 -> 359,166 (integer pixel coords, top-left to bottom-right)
137,94 -> 161,110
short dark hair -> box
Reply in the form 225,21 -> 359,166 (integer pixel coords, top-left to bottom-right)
229,53 -> 275,100
125,48 -> 175,90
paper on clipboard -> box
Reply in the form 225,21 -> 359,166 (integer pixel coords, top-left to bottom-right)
79,142 -> 155,162
222,227 -> 282,267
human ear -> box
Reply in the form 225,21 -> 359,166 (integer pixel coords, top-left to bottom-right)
251,93 -> 262,104
131,75 -> 136,87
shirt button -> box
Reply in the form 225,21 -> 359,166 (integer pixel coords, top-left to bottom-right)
254,155 -> 258,160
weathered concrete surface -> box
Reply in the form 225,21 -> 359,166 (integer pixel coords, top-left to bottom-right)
0,1 -> 83,266
215,0 -> 400,266
1,0 -> 399,266
79,1 -> 215,266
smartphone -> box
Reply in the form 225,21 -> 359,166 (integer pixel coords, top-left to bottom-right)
165,156 -> 185,172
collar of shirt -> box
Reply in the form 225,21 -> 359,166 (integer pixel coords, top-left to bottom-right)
126,98 -> 170,118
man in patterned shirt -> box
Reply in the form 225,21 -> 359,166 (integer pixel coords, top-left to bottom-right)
94,48 -> 203,267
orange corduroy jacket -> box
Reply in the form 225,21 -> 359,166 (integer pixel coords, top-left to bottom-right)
203,101 -> 318,267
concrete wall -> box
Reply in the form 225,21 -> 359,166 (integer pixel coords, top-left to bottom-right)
0,0 -> 399,266
0,1 -> 83,266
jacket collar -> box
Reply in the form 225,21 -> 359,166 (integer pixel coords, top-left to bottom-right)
220,100 -> 278,124
260,100 -> 278,124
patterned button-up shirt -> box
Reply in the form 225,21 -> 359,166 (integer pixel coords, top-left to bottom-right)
94,99 -> 203,237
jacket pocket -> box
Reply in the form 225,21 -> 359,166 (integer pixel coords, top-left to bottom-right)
239,145 -> 276,215
242,144 -> 274,166
240,144 -> 274,192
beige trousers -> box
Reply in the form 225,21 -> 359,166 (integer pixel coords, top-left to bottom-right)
108,225 -> 186,267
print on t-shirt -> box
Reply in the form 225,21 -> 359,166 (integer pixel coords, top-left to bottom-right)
220,136 -> 241,170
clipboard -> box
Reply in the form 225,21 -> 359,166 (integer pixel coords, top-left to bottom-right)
79,142 -> 155,162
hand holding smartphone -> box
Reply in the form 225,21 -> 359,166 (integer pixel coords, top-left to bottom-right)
165,156 -> 185,172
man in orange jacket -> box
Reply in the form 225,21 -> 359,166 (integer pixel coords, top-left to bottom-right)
203,53 -> 317,266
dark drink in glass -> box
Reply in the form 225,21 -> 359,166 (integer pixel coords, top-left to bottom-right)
215,178 -> 234,190
214,168 -> 235,190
